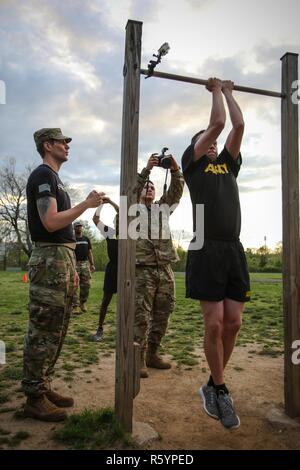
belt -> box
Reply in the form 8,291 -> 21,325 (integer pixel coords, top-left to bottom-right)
35,242 -> 76,251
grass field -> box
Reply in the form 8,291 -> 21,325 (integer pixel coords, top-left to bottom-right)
0,271 -> 283,408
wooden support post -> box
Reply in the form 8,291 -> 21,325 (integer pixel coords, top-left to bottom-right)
281,52 -> 300,417
115,20 -> 143,433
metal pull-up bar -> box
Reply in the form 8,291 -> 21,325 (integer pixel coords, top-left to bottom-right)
140,68 -> 284,99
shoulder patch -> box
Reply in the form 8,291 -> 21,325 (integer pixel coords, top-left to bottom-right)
38,183 -> 51,193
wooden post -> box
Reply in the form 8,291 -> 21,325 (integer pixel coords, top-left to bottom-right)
281,52 -> 300,417
115,20 -> 143,433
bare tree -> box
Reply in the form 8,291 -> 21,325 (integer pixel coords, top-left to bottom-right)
64,182 -> 83,206
0,158 -> 32,257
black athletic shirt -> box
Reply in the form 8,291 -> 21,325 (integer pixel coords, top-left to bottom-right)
26,164 -> 75,243
181,145 -> 242,241
75,236 -> 91,261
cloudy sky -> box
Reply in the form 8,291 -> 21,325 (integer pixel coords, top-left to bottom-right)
0,0 -> 299,249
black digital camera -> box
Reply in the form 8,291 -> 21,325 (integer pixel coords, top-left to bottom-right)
157,147 -> 172,169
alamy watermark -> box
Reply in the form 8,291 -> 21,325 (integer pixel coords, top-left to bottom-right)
107,196 -> 204,250
291,80 -> 300,105
291,340 -> 300,365
0,340 -> 6,365
0,80 -> 6,104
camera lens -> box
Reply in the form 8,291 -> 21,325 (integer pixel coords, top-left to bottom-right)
161,156 -> 172,169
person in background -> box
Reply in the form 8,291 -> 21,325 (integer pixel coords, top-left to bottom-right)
73,221 -> 95,314
135,153 -> 184,378
92,198 -> 119,341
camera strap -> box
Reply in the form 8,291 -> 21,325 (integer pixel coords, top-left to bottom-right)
145,178 -> 150,197
163,169 -> 169,198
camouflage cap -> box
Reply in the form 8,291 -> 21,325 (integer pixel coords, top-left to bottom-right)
74,221 -> 83,228
33,128 -> 72,149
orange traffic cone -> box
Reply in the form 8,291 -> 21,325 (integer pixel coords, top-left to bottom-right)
22,273 -> 28,283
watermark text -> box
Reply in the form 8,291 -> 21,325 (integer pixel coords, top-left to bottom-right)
291,80 -> 300,105
111,196 -> 204,250
0,340 -> 6,365
0,80 -> 6,104
291,340 -> 300,365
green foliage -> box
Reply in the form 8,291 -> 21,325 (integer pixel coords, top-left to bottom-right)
245,247 -> 282,273
173,246 -> 187,272
0,428 -> 30,447
54,408 -> 134,450
92,241 -> 109,271
1,366 -> 23,381
0,394 -> 10,404
174,245 -> 282,273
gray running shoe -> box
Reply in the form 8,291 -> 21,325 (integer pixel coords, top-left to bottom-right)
94,327 -> 103,342
217,390 -> 240,429
199,385 -> 219,420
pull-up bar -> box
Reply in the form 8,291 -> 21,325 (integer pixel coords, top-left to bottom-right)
140,68 -> 284,99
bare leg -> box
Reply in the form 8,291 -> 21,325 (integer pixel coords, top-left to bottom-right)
223,298 -> 243,368
201,301 -> 224,385
98,292 -> 113,328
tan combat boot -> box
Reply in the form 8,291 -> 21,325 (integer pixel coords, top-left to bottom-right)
23,395 -> 67,422
140,350 -> 149,378
146,343 -> 171,369
72,306 -> 81,315
80,303 -> 87,312
46,389 -> 74,408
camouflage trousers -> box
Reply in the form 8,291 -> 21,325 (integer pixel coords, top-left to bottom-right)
22,245 -> 76,397
134,264 -> 175,352
72,260 -> 91,307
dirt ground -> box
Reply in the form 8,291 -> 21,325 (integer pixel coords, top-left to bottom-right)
1,345 -> 300,450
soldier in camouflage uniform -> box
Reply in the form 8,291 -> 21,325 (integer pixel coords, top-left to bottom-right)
22,128 -> 104,421
72,221 -> 95,314
135,153 -> 184,378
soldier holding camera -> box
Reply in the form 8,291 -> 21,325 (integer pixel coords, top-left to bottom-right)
134,152 -> 184,378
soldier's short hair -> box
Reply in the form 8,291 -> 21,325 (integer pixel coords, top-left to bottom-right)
37,140 -> 54,158
144,179 -> 154,187
191,129 -> 206,146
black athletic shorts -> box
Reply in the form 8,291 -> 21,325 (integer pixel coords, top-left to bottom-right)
103,261 -> 118,294
186,239 -> 251,302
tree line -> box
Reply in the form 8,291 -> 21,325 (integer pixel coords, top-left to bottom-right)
0,159 -> 282,273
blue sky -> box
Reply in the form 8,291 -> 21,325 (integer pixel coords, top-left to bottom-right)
0,0 -> 299,248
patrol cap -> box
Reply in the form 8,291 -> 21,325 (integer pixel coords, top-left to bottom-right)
33,128 -> 72,149
74,221 -> 83,228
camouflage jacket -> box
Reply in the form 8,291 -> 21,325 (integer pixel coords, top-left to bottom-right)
135,167 -> 184,266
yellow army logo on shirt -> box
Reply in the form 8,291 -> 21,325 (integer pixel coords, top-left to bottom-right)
204,163 -> 229,175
